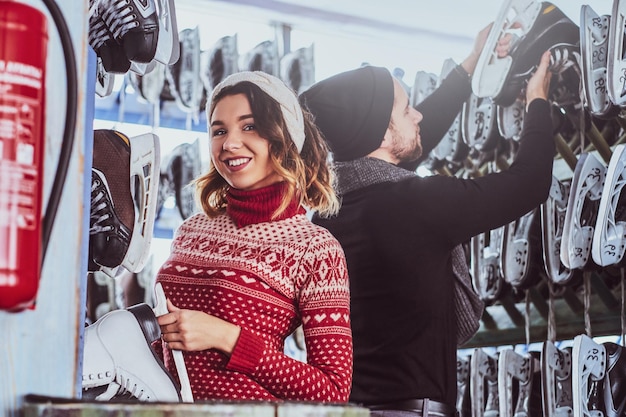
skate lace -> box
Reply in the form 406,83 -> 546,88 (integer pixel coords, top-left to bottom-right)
115,371 -> 151,400
88,2 -> 112,50
90,173 -> 115,235
101,0 -> 140,40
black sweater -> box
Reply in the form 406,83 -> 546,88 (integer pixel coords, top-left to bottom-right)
313,68 -> 555,406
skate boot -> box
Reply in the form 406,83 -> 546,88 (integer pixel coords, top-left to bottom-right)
86,270 -> 118,324
600,342 -> 626,417
127,61 -> 166,105
592,143 -> 626,267
580,5 -> 620,119
461,93 -> 502,153
280,44 -> 315,94
161,139 -> 202,220
498,349 -> 542,417
541,341 -> 574,417
497,97 -> 525,142
89,130 -> 160,275
200,34 -> 240,93
471,225 -> 507,305
472,0 -> 580,107
608,0 -> 626,106
89,0 -> 131,74
166,27 -> 203,114
572,334 -> 607,417
471,349 -> 500,417
541,176 -> 576,285
458,355 -> 472,417
501,207 -> 542,291
410,70 -> 438,108
560,153 -> 605,270
242,40 -> 280,75
95,57 -> 115,98
82,303 -> 181,402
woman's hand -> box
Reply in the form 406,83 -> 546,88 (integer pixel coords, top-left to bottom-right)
157,299 -> 241,355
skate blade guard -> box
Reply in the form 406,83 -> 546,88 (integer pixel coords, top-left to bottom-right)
560,152 -> 605,270
541,176 -> 575,285
571,334 -> 607,417
580,5 -> 620,118
541,341 -> 574,417
123,133 -> 161,273
608,0 -> 626,106
471,348 -> 500,417
592,143 -> 626,267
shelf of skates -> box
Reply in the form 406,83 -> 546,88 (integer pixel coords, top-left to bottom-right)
425,0 -> 626,354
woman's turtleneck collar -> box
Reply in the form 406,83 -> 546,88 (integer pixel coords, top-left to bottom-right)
226,181 -> 305,228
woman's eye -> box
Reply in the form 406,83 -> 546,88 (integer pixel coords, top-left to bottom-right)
243,124 -> 256,131
212,128 -> 226,136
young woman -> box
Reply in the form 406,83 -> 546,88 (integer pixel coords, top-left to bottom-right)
155,71 -> 352,402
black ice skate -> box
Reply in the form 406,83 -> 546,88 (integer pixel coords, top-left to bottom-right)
560,153 -> 605,270
161,139 -> 202,220
200,34 -> 240,93
572,334 -> 607,417
498,349 -> 542,417
166,27 -> 203,114
280,44 -> 315,94
580,5 -> 620,119
89,0 -> 131,74
242,40 -> 280,75
540,176 -> 576,285
592,143 -> 626,267
472,0 -> 579,107
501,207 -> 543,291
541,341 -> 574,417
471,349 -> 500,417
607,0 -> 626,106
127,61 -> 167,105
471,226 -> 507,305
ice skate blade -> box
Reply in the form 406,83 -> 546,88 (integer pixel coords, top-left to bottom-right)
592,143 -> 626,266
432,59 -> 463,162
471,226 -> 506,305
580,5 -> 619,118
498,349 -> 539,417
121,133 -> 160,273
497,98 -> 525,141
200,34 -> 240,92
541,341 -> 573,417
572,334 -> 607,417
461,94 -> 500,152
95,57 -> 114,98
458,355 -> 471,417
541,176 -> 574,284
560,153 -> 605,270
501,208 -> 540,290
608,0 -> 626,106
153,0 -> 179,65
472,0 -> 541,99
471,349 -> 500,417
410,70 -> 438,108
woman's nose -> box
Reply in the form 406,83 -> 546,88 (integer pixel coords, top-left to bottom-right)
222,135 -> 242,152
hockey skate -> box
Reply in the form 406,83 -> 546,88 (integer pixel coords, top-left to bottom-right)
580,5 -> 620,119
95,57 -> 115,98
160,139 -> 202,220
592,144 -> 626,267
242,40 -> 280,75
166,27 -> 203,114
541,341 -> 574,417
608,0 -> 626,106
89,0 -> 131,74
472,0 -> 580,107
89,130 -> 160,276
471,226 -> 507,305
560,153 -> 605,270
410,70 -> 438,108
572,334 -> 607,417
200,34 -> 240,93
127,61 -> 166,105
541,176 -> 575,285
152,0 -> 179,66
458,354 -> 472,417
497,97 -> 525,142
497,349 -> 542,417
461,93 -> 501,153
471,348 -> 500,417
82,303 -> 181,402
280,44 -> 315,94
501,208 -> 542,290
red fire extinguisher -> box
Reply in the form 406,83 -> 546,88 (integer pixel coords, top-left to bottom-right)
0,1 -> 48,311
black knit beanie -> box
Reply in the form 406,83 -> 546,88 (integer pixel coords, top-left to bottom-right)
299,65 -> 394,162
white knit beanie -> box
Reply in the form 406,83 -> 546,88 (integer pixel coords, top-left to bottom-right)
208,71 -> 305,152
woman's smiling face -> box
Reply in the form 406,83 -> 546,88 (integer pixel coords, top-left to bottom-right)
209,93 -> 282,191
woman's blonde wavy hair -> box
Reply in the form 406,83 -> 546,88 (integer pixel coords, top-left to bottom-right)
195,81 -> 339,219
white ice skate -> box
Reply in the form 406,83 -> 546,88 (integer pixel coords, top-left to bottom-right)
242,40 -> 280,75
152,0 -> 179,66
280,44 -> 315,94
410,70 -> 438,109
461,93 -> 501,153
541,176 -> 575,285
607,0 -> 626,106
200,34 -> 239,92
471,226 -> 506,305
498,349 -> 541,417
560,153 -> 605,270
571,334 -> 607,417
458,355 -> 472,417
471,348 -> 500,417
592,143 -> 626,267
432,59 -> 464,162
497,97 -> 525,142
580,5 -> 620,118
501,208 -> 542,290
541,341 -> 574,417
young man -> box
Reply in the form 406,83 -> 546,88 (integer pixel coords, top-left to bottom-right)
299,26 -> 555,414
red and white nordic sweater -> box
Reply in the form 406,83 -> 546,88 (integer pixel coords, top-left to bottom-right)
155,182 -> 352,402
